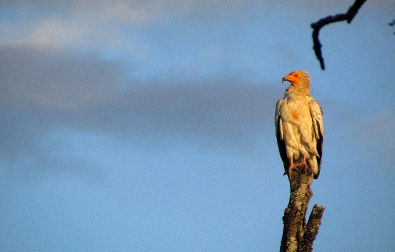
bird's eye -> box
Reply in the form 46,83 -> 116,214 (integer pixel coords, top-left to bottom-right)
294,74 -> 298,77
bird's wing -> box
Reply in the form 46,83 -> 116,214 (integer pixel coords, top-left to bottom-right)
275,99 -> 284,140
309,99 -> 324,178
275,99 -> 289,173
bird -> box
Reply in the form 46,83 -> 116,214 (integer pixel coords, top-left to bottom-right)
275,70 -> 324,179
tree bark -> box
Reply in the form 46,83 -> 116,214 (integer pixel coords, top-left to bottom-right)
279,163 -> 325,252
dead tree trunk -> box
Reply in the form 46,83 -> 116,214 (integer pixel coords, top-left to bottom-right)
279,163 -> 325,252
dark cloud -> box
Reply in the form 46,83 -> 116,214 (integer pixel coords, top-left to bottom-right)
0,45 -> 278,134
0,44 -> 281,179
69,80 -> 278,139
0,46 -> 122,110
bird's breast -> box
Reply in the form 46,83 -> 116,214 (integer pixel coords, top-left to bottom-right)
280,96 -> 312,126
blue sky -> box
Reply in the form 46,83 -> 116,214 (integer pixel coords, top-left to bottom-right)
0,0 -> 394,251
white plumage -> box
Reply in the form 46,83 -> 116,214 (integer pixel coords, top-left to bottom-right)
275,70 -> 324,179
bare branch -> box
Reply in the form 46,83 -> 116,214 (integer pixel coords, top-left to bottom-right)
389,19 -> 395,35
300,204 -> 325,252
279,163 -> 324,252
311,0 -> 367,70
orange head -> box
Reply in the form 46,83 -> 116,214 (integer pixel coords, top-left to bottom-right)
282,71 -> 302,87
281,70 -> 310,90
282,70 -> 310,95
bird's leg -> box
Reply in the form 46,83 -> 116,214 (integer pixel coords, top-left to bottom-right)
300,155 -> 311,173
288,156 -> 297,176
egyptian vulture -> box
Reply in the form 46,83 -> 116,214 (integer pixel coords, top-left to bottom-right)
275,70 -> 324,179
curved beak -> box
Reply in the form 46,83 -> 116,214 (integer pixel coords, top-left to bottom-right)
282,76 -> 290,83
